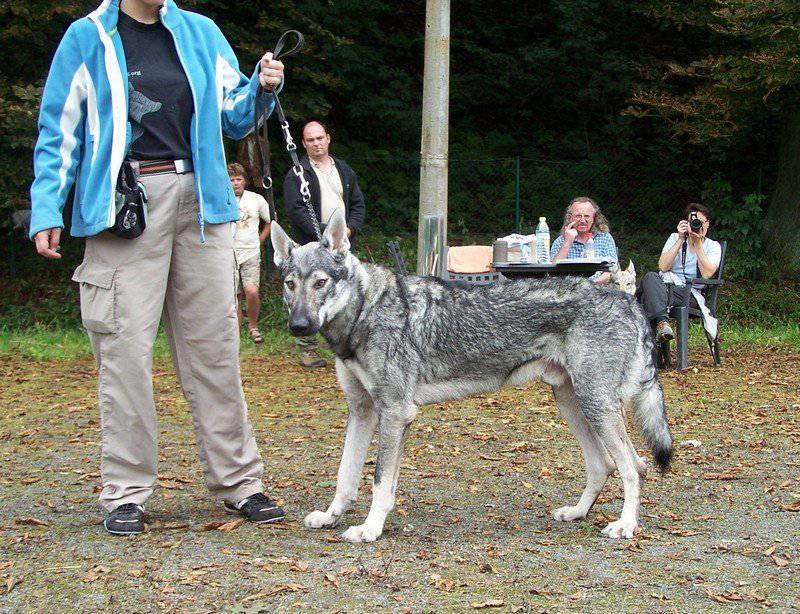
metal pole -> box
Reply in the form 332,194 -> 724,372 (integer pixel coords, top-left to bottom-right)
514,156 -> 521,232
416,0 -> 450,274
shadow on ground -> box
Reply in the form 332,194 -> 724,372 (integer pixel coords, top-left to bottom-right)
1,347 -> 798,612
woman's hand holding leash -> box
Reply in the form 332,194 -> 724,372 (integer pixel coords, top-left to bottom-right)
259,52 -> 284,90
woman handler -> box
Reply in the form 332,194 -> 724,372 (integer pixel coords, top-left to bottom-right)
30,0 -> 286,534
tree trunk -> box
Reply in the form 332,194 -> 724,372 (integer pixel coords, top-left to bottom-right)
764,103 -> 800,277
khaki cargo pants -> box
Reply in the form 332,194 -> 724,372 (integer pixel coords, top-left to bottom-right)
72,171 -> 264,511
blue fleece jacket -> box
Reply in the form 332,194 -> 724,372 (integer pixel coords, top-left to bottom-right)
30,0 -> 275,240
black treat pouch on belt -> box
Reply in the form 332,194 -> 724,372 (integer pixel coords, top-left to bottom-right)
108,160 -> 147,239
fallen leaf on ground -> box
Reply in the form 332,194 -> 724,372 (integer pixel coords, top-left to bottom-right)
429,574 -> 455,592
14,517 -> 49,527
241,583 -> 308,602
471,599 -> 504,609
82,565 -> 110,583
662,527 -> 702,537
6,576 -> 22,594
772,556 -> 789,568
779,499 -> 800,512
705,589 -> 744,603
290,560 -> 309,572
703,472 -> 739,480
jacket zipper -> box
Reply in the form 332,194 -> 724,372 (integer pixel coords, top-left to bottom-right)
162,14 -> 206,243
87,13 -> 128,229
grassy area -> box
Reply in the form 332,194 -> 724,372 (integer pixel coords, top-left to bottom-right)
0,326 -> 296,362
2,230 -> 800,358
2,322 -> 799,363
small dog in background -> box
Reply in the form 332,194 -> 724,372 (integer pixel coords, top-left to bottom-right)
611,260 -> 636,295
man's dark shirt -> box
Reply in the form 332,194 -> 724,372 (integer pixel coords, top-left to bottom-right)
118,11 -> 193,161
283,156 -> 366,246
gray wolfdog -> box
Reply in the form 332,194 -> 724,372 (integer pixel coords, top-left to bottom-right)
271,211 -> 672,543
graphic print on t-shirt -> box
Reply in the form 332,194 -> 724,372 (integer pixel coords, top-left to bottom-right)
128,83 -> 162,144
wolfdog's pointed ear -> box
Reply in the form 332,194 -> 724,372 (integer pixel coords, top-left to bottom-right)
270,221 -> 296,267
610,261 -> 620,275
628,260 -> 636,277
322,209 -> 350,255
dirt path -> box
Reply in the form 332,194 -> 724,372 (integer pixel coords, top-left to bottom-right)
1,347 -> 798,612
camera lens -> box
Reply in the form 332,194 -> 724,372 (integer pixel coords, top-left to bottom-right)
690,218 -> 703,231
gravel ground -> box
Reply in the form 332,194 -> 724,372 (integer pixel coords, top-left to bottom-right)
1,346 -> 798,612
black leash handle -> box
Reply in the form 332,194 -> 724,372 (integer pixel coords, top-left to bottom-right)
253,30 -> 322,240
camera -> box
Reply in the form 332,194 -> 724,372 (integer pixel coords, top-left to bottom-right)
689,212 -> 703,232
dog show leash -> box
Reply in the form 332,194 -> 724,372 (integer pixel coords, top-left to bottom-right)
253,30 -> 323,241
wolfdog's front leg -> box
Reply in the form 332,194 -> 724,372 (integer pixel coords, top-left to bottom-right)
341,402 -> 416,543
305,363 -> 377,530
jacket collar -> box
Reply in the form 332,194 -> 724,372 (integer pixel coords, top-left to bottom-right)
91,0 -> 181,33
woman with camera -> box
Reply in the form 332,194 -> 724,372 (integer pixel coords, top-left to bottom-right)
636,203 -> 722,341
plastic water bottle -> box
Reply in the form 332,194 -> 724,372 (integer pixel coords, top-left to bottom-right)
520,242 -> 532,264
535,217 -> 550,263
584,237 -> 596,259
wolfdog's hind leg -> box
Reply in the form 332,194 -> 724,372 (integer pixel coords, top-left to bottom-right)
341,402 -> 416,543
551,382 -> 615,523
592,411 -> 641,539
305,362 -> 377,530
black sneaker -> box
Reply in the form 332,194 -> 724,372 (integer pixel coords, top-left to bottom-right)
104,503 -> 145,535
224,493 -> 285,524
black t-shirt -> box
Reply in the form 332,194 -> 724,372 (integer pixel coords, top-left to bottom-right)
117,11 -> 193,161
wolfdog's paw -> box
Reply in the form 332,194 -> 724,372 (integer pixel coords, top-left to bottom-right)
601,518 -> 638,539
636,457 -> 648,478
341,523 -> 382,543
552,505 -> 587,522
304,510 -> 339,529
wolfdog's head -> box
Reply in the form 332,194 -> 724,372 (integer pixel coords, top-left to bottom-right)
610,260 -> 636,295
270,210 -> 358,337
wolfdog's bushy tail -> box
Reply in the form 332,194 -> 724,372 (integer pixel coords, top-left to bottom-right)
632,375 -> 673,472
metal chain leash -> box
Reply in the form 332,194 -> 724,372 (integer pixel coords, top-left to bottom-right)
253,30 -> 322,241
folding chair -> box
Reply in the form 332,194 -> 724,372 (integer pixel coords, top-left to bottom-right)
660,241 -> 727,370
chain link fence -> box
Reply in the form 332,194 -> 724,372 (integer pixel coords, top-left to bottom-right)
326,156 -> 703,240
0,154 -> 751,274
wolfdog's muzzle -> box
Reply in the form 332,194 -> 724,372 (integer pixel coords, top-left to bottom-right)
288,313 -> 317,337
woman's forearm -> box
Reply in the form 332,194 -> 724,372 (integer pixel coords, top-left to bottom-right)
658,242 -> 680,272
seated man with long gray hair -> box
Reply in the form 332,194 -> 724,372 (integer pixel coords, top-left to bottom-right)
550,196 -> 618,284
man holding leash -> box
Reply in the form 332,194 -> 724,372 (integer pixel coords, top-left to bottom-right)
31,0 -> 286,534
282,120 -> 366,368
229,163 -> 271,343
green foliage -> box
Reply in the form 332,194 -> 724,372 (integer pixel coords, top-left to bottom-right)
0,0 -> 791,273
631,0 -> 800,140
701,176 -> 766,278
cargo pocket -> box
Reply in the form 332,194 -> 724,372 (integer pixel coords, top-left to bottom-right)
71,262 -> 119,334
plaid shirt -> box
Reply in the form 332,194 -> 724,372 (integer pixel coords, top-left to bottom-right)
550,231 -> 618,261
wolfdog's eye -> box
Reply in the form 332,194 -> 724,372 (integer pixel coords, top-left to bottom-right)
314,278 -> 328,289
285,280 -> 296,291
